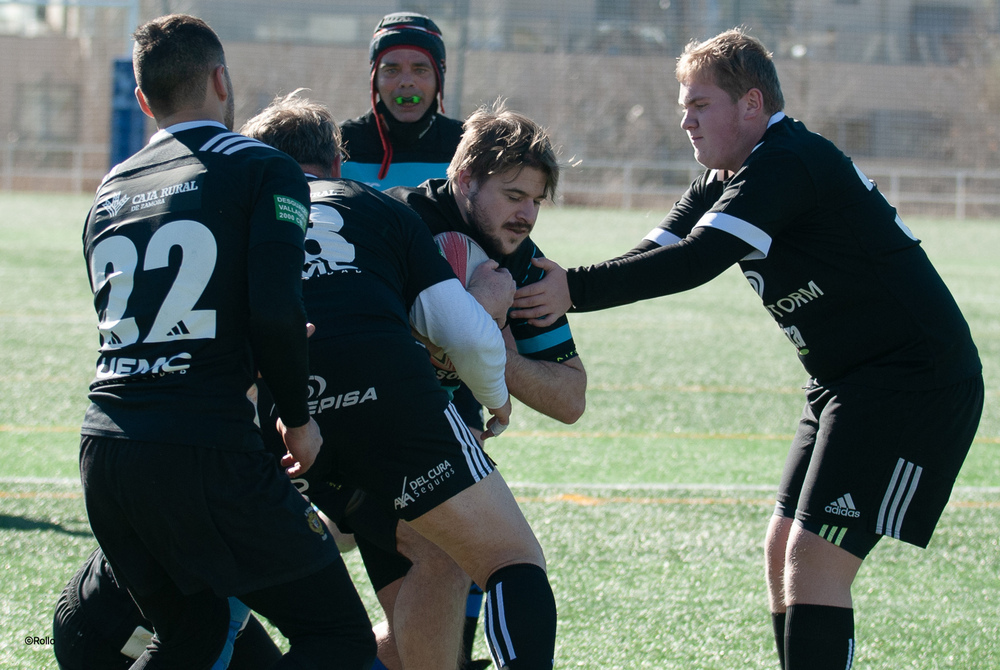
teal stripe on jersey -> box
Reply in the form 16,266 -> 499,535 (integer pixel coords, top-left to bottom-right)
515,324 -> 572,355
340,161 -> 451,191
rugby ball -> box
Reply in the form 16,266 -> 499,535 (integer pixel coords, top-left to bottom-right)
420,232 -> 491,373
434,231 -> 490,287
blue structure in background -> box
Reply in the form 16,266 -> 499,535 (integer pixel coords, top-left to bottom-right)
109,56 -> 146,168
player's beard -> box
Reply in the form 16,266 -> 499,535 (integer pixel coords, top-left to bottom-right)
465,188 -> 506,260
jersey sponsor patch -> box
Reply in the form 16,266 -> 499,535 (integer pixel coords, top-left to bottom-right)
274,195 -> 309,232
95,171 -> 204,223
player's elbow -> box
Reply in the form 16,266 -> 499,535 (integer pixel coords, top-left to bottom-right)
557,361 -> 587,424
555,393 -> 586,424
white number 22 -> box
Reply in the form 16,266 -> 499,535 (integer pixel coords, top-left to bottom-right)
89,220 -> 217,351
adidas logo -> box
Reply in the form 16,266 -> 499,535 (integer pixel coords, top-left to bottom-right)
825,493 -> 861,518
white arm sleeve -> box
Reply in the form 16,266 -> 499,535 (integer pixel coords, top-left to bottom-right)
410,278 -> 509,409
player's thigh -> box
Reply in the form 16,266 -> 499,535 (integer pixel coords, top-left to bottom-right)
239,556 -> 374,650
774,381 -> 830,520
789,376 -> 983,556
406,469 -> 544,588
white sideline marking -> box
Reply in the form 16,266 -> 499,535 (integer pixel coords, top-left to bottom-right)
1,477 -> 998,497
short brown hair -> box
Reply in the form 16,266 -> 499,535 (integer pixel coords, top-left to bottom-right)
675,27 -> 784,115
240,90 -> 343,170
447,101 -> 560,199
132,14 -> 226,118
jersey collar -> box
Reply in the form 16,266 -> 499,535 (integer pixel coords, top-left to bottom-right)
150,120 -> 229,143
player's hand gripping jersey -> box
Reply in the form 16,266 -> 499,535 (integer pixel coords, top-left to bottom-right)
81,121 -> 311,448
567,114 -> 980,390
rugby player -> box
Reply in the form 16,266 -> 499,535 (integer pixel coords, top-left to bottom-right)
339,12 -> 464,191
79,14 -> 374,668
510,27 -> 983,670
242,91 -> 559,670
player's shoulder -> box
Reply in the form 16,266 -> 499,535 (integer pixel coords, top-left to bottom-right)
758,115 -> 841,164
314,178 -> 424,227
339,111 -> 377,140
435,113 -> 465,138
386,178 -> 442,210
202,129 -> 297,167
755,115 -> 858,191
161,124 -> 302,184
388,179 -> 460,235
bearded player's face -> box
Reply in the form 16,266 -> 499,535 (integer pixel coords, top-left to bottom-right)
463,166 -> 547,258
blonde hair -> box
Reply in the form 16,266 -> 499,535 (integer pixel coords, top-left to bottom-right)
675,27 -> 784,114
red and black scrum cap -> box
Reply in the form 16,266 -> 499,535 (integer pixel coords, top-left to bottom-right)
368,12 -> 448,180
369,12 -> 447,97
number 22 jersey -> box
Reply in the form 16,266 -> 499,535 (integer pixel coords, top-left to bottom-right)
81,121 -> 310,450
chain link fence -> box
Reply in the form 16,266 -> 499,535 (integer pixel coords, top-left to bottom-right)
2,0 -> 998,216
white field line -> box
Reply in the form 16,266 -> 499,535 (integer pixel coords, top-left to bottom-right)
2,477 -> 998,498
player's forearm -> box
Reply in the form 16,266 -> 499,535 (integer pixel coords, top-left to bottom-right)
505,354 -> 586,424
411,280 -> 509,409
567,226 -> 751,312
248,243 -> 311,428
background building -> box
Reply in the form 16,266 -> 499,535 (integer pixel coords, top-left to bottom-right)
1,0 -> 998,215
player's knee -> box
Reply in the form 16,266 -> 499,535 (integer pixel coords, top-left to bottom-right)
415,548 -> 470,589
396,523 -> 470,588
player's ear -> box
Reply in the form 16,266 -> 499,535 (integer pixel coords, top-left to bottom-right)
743,88 -> 764,120
456,168 -> 475,198
330,155 -> 342,179
211,64 -> 229,101
134,87 -> 155,119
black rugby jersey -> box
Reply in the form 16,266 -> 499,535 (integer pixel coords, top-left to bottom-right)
568,114 -> 980,390
81,121 -> 311,449
302,177 -> 457,343
339,103 -> 463,190
388,179 -> 580,366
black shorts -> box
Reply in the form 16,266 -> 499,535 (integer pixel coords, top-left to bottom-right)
283,475 -> 411,594
53,593 -> 137,670
80,435 -> 340,597
775,374 -> 984,558
258,341 -> 496,521
347,490 -> 414,593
